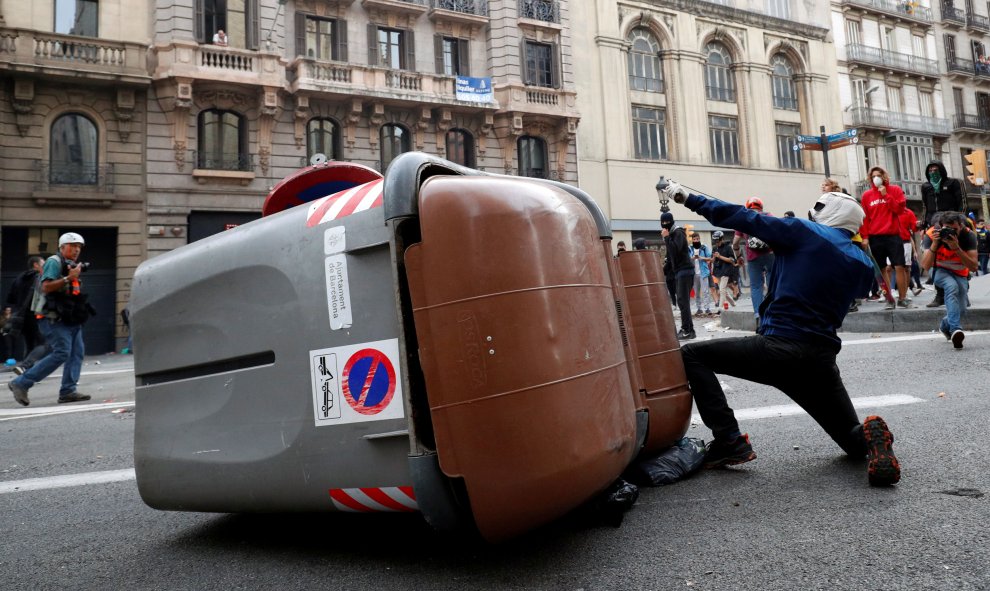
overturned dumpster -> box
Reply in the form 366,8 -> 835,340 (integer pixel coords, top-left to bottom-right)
131,153 -> 692,542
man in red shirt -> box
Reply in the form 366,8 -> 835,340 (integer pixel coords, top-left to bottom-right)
861,166 -> 909,308
899,207 -> 923,296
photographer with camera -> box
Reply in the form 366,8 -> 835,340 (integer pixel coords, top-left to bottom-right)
921,213 -> 979,349
8,233 -> 94,406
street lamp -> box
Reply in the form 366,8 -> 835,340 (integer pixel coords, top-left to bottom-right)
655,176 -> 670,213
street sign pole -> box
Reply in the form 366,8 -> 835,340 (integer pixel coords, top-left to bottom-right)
820,125 -> 831,179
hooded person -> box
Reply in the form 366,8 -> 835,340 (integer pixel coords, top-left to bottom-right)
656,182 -> 901,488
921,160 -> 965,228
660,211 -> 696,340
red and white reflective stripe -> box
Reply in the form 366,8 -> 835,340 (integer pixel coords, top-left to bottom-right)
329,486 -> 418,513
306,179 -> 384,227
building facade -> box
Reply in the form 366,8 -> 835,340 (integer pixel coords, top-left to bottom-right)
0,0 -> 152,354
146,0 -> 580,260
572,0 -> 845,246
831,0 -> 950,208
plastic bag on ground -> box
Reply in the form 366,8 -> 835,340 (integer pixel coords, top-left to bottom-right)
625,437 -> 707,487
582,478 -> 640,528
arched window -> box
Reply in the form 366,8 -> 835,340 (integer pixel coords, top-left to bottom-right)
771,53 -> 798,110
705,41 -> 735,102
628,28 -> 663,93
197,109 -> 248,170
518,135 -> 548,178
380,123 -> 410,171
445,129 -> 475,168
307,118 -> 340,160
50,112 -> 98,185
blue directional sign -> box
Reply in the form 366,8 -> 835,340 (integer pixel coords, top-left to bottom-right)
826,129 -> 858,143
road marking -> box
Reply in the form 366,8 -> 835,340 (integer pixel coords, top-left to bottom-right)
0,401 -> 135,421
692,394 -> 923,423
0,469 -> 136,494
842,332 -> 988,346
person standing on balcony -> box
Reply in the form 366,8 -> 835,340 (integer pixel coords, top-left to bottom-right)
861,166 -> 910,309
920,160 -> 965,306
212,29 -> 228,46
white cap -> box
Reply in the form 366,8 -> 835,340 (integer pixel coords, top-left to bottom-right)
58,232 -> 85,247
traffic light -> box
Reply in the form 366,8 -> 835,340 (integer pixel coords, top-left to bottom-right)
964,149 -> 987,186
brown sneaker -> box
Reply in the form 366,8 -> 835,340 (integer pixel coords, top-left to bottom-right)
863,416 -> 900,486
8,381 -> 29,406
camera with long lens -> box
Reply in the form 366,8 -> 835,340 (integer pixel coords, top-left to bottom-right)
67,261 -> 91,272
938,227 -> 957,240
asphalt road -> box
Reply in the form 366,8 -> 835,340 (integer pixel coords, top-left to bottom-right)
2,333 -> 989,591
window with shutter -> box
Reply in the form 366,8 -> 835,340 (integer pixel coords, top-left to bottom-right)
295,12 -> 307,58
404,29 -> 416,71
247,0 -> 259,49
368,23 -> 380,66
457,38 -> 470,76
194,0 -> 205,43
335,20 -> 348,62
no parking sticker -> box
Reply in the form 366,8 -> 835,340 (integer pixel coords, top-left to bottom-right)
310,338 -> 405,427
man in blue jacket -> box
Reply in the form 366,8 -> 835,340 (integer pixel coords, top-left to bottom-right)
659,182 -> 901,486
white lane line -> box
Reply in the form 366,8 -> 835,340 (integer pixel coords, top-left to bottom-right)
0,469 -> 136,494
0,401 -> 134,421
692,394 -> 923,423
842,331 -> 988,346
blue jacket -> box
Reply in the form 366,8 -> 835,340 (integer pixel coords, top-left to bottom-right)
684,193 -> 874,351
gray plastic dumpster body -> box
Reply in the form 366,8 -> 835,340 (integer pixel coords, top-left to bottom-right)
132,153 -> 664,541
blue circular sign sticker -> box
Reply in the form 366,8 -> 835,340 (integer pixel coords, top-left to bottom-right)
341,349 -> 397,416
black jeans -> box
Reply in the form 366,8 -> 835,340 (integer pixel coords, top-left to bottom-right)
675,271 -> 694,333
681,335 -> 866,457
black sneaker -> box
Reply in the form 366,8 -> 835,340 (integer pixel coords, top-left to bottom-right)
676,329 -> 697,341
951,330 -> 965,349
57,392 -> 91,404
704,434 -> 757,468
939,324 -> 951,341
925,297 -> 943,308
863,416 -> 900,486
8,381 -> 29,407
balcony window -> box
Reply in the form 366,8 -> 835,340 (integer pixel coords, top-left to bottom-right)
770,54 -> 798,110
301,17 -> 347,61
381,124 -> 411,171
55,0 -> 98,37
49,113 -> 98,185
518,135 -> 548,178
197,109 -> 249,171
308,118 -> 340,161
369,26 -> 415,70
435,36 -> 470,76
705,42 -> 735,102
523,41 -> 558,88
445,129 -> 476,168
628,28 -> 663,93
766,0 -> 790,19
195,0 -> 260,49
632,106 -> 668,160
775,122 -> 802,170
709,115 -> 740,165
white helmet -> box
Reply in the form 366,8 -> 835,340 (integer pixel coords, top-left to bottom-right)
58,232 -> 85,247
808,192 -> 864,234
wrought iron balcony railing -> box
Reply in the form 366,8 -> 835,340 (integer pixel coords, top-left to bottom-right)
967,11 -> 990,30
846,44 -> 940,76
519,0 -> 560,23
35,161 -> 114,192
848,107 -> 951,135
841,0 -> 933,23
431,0 -> 488,16
193,151 -> 254,172
518,167 -> 558,180
941,3 -> 966,25
772,95 -> 799,110
953,113 -> 990,130
705,84 -> 736,102
946,56 -> 976,75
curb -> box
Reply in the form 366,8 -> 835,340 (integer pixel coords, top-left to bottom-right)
719,307 -> 990,333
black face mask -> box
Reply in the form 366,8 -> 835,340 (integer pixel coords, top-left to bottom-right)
661,222 -> 673,230
692,242 -> 701,248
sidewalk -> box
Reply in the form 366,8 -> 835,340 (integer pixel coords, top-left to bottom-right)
711,273 -> 990,333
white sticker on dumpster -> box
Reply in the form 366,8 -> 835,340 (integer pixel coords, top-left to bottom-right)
324,226 -> 345,255
325,254 -> 352,330
310,338 -> 405,426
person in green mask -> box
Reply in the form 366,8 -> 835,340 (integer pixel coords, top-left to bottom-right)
920,160 -> 966,307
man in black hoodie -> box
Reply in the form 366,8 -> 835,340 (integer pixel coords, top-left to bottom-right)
921,161 -> 966,306
661,211 -> 696,340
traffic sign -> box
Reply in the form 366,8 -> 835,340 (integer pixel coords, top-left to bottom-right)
342,348 -> 397,416
826,129 -> 858,144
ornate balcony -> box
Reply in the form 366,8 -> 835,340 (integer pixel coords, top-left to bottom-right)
519,0 -> 560,23
846,44 -> 940,77
840,0 -> 933,26
429,0 -> 489,27
953,113 -> 990,132
946,56 -> 976,77
940,3 -> 966,26
153,41 -> 285,88
289,58 -> 501,109
495,83 -> 578,119
32,160 -> 116,207
0,27 -> 149,85
847,107 -> 951,136
361,0 -> 429,19
967,11 -> 990,31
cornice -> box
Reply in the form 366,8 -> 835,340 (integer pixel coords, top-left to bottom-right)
636,0 -> 829,41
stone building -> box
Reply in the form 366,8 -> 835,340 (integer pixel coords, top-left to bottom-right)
0,0 -> 152,354
571,0 -> 845,246
146,0 -> 580,259
830,0 -> 950,207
